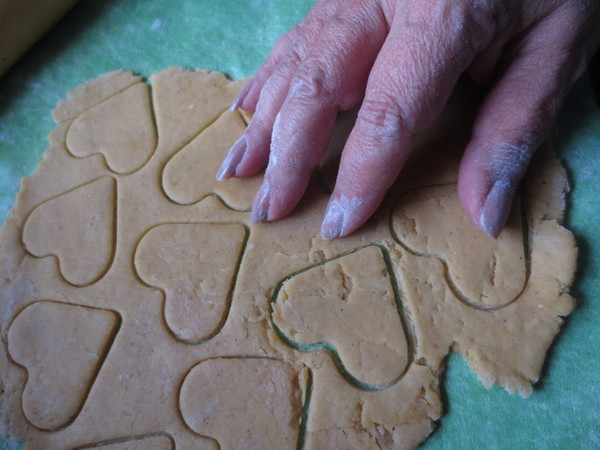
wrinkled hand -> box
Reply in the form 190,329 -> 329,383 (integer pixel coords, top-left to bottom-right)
217,0 -> 600,238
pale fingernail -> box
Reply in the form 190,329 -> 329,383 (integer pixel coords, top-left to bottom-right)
230,79 -> 254,111
321,199 -> 344,240
250,181 -> 270,223
479,179 -> 515,239
216,137 -> 247,180
230,95 -> 244,112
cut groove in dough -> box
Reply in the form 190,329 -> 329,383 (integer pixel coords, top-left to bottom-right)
75,432 -> 175,449
54,71 -> 142,122
149,68 -> 245,158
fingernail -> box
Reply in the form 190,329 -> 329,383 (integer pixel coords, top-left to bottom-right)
251,181 -> 270,223
216,137 -> 247,180
321,199 -> 344,240
479,180 -> 515,239
230,94 -> 244,112
230,79 -> 254,111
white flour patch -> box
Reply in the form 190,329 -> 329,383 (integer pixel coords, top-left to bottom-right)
486,142 -> 532,182
323,195 -> 365,236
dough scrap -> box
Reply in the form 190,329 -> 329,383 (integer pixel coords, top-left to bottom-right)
0,68 -> 576,449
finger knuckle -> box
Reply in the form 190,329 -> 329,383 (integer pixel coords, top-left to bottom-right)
359,94 -> 414,136
404,0 -> 501,53
283,45 -> 305,68
289,60 -> 332,103
301,13 -> 329,35
267,44 -> 308,84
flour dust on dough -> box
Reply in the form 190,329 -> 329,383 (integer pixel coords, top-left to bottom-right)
0,68 -> 576,449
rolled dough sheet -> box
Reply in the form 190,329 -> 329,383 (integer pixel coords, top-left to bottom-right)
0,68 -> 576,449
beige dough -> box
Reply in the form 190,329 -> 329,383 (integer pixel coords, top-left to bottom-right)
0,68 -> 576,449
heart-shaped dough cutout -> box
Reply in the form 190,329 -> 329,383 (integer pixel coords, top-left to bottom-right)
7,301 -> 119,431
135,222 -> 247,343
66,83 -> 156,174
392,184 -> 527,308
22,176 -> 116,286
272,245 -> 409,388
180,358 -> 305,449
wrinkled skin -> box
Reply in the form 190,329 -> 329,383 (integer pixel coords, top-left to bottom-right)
218,0 -> 600,239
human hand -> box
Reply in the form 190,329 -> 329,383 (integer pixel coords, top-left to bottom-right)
217,0 -> 600,238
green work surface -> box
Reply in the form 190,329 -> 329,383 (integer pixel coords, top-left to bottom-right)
0,1 -> 598,448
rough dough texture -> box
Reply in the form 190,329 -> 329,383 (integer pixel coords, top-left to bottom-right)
0,68 -> 577,449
